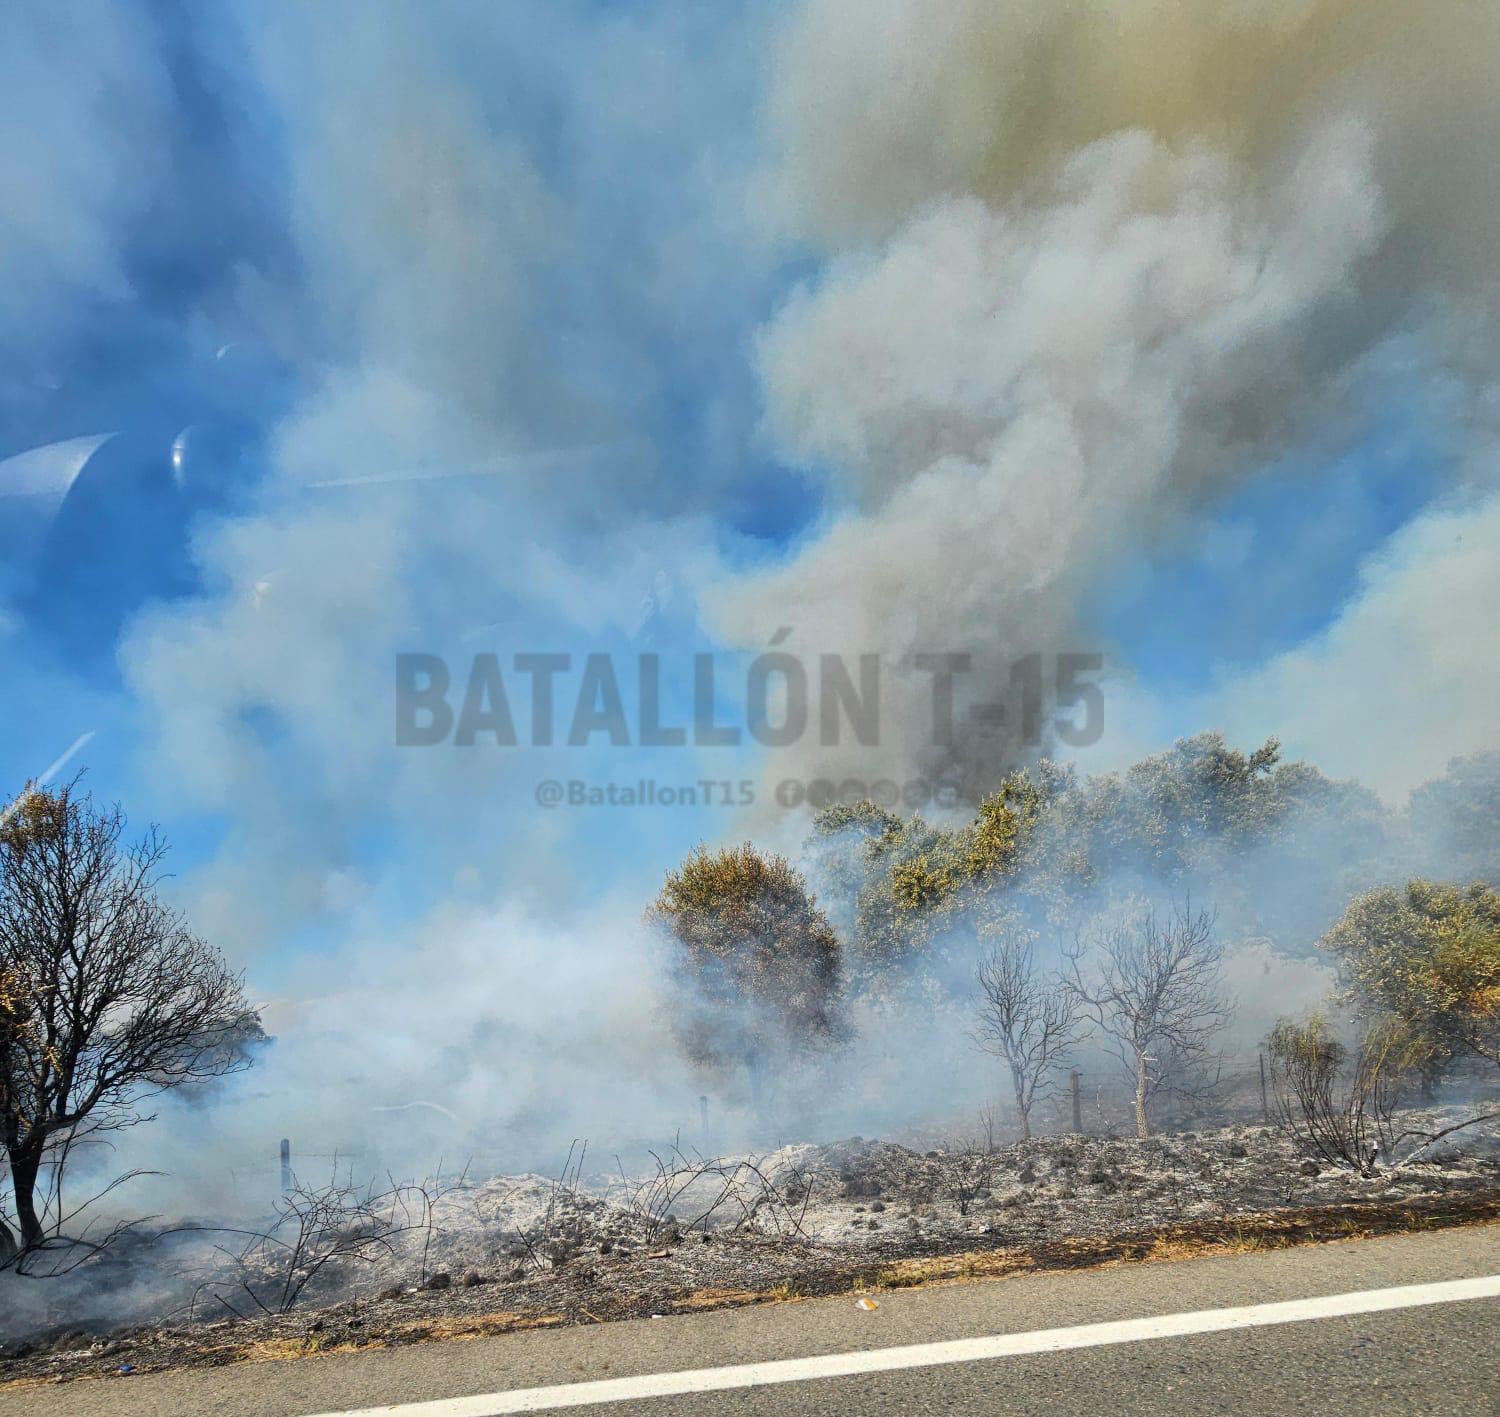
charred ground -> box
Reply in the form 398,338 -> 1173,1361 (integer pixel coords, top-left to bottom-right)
4,1114 -> 1497,1389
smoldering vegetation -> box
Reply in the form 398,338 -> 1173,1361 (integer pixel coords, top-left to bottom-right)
650,734 -> 1500,1145
5,0 -> 1500,1387
2,734 -> 1498,1376
5,1115 -> 1498,1384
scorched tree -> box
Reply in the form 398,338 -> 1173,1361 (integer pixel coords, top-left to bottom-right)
0,782 -> 252,1270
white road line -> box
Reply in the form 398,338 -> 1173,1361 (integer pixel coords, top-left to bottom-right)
311,1274 -> 1500,1416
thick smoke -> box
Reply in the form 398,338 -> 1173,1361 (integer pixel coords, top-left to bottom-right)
0,4 -> 169,377
7,2 -> 783,1236
712,0 -> 1500,798
119,1 -> 773,952
3,0 -> 1498,1277
144,897 -> 700,1205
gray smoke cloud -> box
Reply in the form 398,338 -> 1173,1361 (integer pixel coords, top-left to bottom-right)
119,1 -> 773,953
0,4 -> 169,372
7,1 -> 1499,1285
711,0 -> 1500,799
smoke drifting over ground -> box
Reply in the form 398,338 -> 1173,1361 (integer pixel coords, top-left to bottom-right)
2,0 -> 1498,1300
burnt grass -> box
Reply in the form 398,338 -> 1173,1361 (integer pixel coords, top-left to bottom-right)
4,1120 -> 1499,1389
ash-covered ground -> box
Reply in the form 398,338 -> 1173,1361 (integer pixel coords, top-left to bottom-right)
4,1113 -> 1498,1388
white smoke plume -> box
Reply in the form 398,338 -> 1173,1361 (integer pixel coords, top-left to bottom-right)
1207,489 -> 1500,796
118,2 -> 769,952
713,0 -> 1500,797
0,4 -> 169,368
5,1 -> 1498,1278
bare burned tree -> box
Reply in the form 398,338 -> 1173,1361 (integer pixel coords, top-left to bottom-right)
974,928 -> 1081,1140
1065,903 -> 1232,1140
0,781 -> 252,1271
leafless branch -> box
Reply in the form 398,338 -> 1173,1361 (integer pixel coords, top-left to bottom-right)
0,780 -> 254,1268
181,1162 -> 460,1315
1270,1016 -> 1500,1174
974,927 -> 1081,1140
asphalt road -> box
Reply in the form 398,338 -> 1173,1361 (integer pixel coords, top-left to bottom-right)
7,1226 -> 1498,1417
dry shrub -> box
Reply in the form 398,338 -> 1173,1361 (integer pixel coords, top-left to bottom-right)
648,843 -> 842,1069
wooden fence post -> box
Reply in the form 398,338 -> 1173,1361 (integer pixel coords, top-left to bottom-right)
1258,1051 -> 1270,1124
1070,1071 -> 1082,1133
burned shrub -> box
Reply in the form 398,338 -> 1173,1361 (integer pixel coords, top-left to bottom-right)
1265,1014 -> 1497,1174
188,1167 -> 457,1318
614,1138 -> 813,1244
1266,1015 -> 1399,1175
939,1144 -> 1002,1216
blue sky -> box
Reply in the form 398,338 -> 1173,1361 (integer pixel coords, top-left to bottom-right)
2,0 -> 1493,987
1095,398 -> 1450,699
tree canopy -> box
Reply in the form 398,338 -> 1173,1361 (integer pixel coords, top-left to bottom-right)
0,783 -> 251,1268
648,843 -> 842,1071
1320,879 -> 1500,1071
807,734 -> 1401,975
